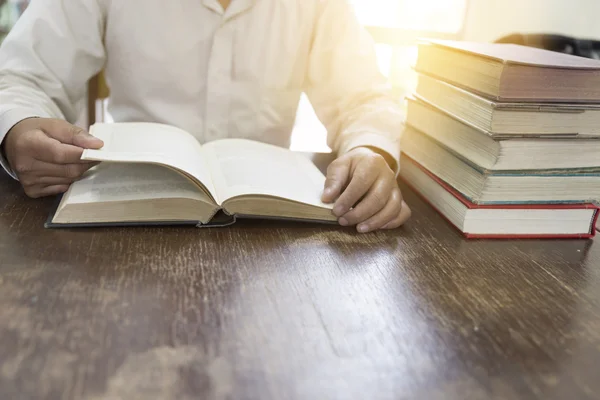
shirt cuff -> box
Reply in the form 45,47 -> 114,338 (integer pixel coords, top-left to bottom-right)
337,131 -> 401,176
0,109 -> 45,180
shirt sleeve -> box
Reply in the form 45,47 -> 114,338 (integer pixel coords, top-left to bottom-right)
305,0 -> 404,174
0,0 -> 107,177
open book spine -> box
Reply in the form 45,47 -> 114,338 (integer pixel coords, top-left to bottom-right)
43,195 -> 238,229
401,158 -> 599,239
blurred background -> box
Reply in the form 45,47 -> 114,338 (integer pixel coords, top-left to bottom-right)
2,0 -> 600,152
0,0 -> 28,42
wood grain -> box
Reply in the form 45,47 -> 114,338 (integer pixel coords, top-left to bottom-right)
1,156 -> 600,400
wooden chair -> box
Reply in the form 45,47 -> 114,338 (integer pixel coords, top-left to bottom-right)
87,70 -> 110,127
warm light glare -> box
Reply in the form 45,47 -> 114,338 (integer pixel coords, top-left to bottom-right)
298,0 -> 468,152
398,0 -> 467,32
351,0 -> 401,28
351,0 -> 467,33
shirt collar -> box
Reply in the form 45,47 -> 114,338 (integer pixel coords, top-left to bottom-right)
203,0 -> 256,20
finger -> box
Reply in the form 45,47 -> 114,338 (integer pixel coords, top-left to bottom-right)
332,163 -> 379,217
21,174 -> 79,187
28,131 -> 87,164
24,184 -> 70,199
355,188 -> 403,233
322,159 -> 350,203
28,159 -> 98,178
43,120 -> 104,149
338,177 -> 394,226
381,201 -> 412,230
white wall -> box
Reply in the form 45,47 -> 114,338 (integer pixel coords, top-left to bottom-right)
463,0 -> 600,42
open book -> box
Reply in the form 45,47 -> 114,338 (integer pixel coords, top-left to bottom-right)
46,123 -> 337,227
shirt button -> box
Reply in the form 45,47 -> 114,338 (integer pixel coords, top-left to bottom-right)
207,126 -> 219,139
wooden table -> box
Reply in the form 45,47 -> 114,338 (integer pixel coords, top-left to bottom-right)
1,155 -> 600,400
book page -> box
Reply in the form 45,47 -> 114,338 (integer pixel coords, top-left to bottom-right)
202,139 -> 333,209
81,123 -> 218,202
61,163 -> 213,206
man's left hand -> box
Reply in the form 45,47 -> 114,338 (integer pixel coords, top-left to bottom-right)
322,147 -> 411,233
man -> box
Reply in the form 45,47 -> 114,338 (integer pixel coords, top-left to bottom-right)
0,0 -> 411,233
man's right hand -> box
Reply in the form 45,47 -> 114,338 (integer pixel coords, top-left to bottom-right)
1,118 -> 104,198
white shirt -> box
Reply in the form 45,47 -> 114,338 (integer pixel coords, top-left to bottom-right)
0,0 -> 403,177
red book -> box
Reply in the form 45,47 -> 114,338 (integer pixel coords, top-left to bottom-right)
400,155 -> 599,239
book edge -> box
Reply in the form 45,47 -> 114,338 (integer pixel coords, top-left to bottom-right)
43,198 -> 339,229
400,159 -> 598,239
403,155 -> 599,211
423,39 -> 600,70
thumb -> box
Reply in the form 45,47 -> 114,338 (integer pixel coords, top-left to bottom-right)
43,119 -> 104,149
322,158 -> 350,203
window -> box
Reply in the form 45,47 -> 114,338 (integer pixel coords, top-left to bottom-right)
351,0 -> 467,32
291,0 -> 469,152
351,0 -> 469,91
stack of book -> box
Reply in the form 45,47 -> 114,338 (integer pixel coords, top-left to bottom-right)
400,40 -> 600,239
